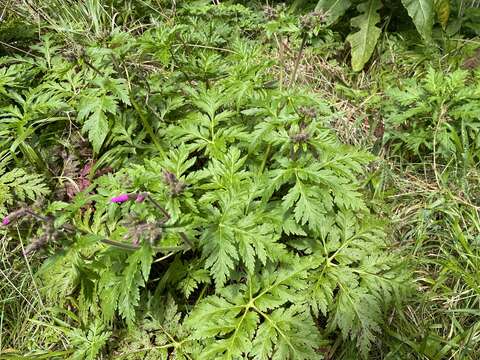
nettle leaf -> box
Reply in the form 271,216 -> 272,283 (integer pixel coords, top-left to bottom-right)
346,0 -> 382,72
187,261 -> 325,360
401,0 -> 434,40
316,0 -> 352,25
78,94 -> 117,153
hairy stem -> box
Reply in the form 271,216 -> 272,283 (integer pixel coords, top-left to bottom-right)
291,33 -> 308,86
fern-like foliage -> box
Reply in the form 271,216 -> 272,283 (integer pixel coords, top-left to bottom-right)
69,319 -> 111,360
113,296 -> 199,359
384,67 -> 480,170
187,260 -> 324,360
77,77 -> 130,154
307,212 -> 406,356
2,2 -> 412,359
0,156 -> 49,216
37,70 -> 405,358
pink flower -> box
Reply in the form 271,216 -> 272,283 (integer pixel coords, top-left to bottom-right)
2,217 -> 10,226
111,194 -> 130,203
136,193 -> 146,202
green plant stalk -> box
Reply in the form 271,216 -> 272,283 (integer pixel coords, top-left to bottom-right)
19,142 -> 51,177
129,93 -> 166,158
273,33 -> 285,90
82,54 -> 166,158
258,144 -> 271,175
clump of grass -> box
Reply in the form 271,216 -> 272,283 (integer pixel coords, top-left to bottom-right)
379,164 -> 480,358
0,231 -> 57,353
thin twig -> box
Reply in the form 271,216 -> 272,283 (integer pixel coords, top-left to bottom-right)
291,34 -> 307,86
0,40 -> 35,56
174,43 -> 237,54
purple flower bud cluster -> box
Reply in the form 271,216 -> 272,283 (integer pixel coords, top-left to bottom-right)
110,192 -> 148,204
111,194 -> 130,203
163,171 -> 186,196
2,192 -> 148,226
1,208 -> 29,227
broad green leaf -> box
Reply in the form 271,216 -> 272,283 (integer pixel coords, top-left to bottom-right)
346,0 -> 382,72
315,0 -> 352,25
401,0 -> 434,40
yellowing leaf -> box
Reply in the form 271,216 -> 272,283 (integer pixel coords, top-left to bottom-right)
435,0 -> 450,29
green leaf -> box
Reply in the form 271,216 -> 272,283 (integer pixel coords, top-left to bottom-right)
200,194 -> 281,288
346,0 -> 382,72
187,262 -> 324,360
331,287 -> 381,357
316,0 -> 352,25
283,181 -> 327,232
251,306 -> 321,360
83,109 -> 109,154
69,319 -> 111,360
0,159 -> 50,216
401,0 -> 434,40
113,296 -> 195,359
98,271 -> 121,323
118,245 -> 153,326
78,95 -> 117,153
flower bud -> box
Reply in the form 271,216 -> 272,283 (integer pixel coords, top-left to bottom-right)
111,194 -> 130,203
